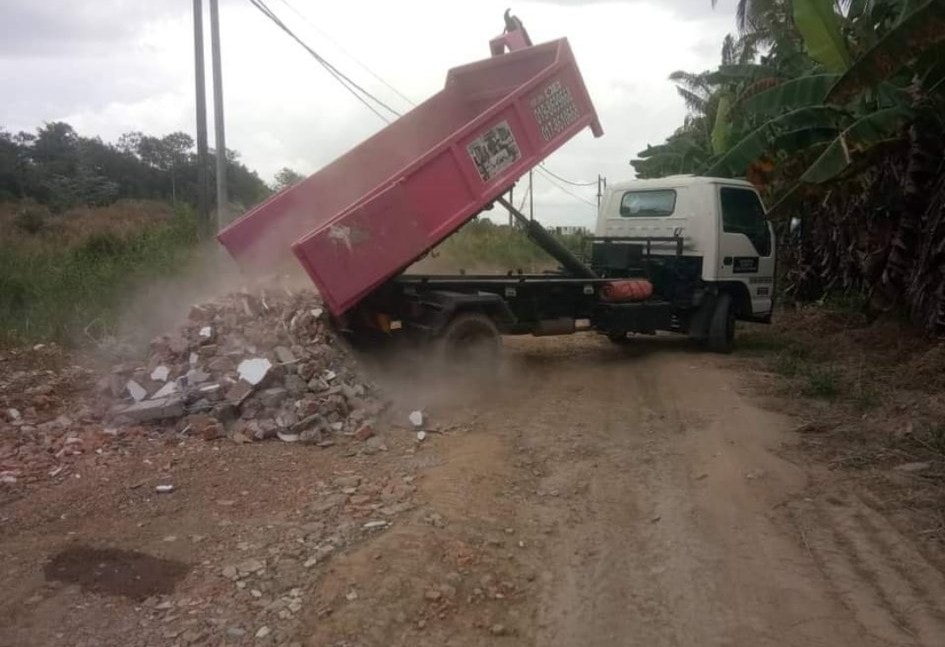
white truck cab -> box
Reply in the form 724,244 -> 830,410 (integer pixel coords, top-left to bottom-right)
596,175 -> 776,323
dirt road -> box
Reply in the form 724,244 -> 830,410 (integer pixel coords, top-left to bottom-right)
2,334 -> 945,646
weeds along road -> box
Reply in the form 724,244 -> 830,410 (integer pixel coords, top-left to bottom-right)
2,334 -> 945,646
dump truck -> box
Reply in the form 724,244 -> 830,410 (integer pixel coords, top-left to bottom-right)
218,20 -> 775,362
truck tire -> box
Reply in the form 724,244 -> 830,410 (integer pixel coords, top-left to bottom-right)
707,292 -> 735,353
435,312 -> 501,372
607,330 -> 632,345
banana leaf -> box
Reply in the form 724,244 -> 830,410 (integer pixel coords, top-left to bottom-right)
800,106 -> 913,183
794,0 -> 853,72
773,127 -> 839,150
705,106 -> 846,177
739,74 -> 841,115
828,0 -> 945,103
735,77 -> 784,104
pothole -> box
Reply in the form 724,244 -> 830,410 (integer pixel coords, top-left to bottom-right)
44,546 -> 190,600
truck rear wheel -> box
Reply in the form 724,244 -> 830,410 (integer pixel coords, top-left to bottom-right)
435,312 -> 501,372
607,330 -> 632,345
707,293 -> 735,353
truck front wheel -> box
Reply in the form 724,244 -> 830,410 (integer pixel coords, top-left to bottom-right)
707,293 -> 735,353
435,312 -> 501,372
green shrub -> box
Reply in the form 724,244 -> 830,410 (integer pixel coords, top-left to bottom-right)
801,365 -> 842,399
0,205 -> 198,345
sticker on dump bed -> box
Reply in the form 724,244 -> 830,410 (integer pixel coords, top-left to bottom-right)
467,121 -> 521,182
531,80 -> 580,142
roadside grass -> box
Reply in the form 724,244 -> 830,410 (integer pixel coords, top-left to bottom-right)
800,365 -> 841,399
0,200 -> 200,346
737,305 -> 945,465
739,328 -> 847,400
741,322 -> 850,403
409,218 -> 582,274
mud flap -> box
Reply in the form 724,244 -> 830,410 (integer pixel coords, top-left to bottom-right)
688,297 -> 714,342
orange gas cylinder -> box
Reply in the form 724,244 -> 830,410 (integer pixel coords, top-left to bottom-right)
600,279 -> 654,303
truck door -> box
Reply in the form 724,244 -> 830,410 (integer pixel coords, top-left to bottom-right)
716,186 -> 775,317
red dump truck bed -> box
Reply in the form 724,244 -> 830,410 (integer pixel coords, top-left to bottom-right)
217,37 -> 602,317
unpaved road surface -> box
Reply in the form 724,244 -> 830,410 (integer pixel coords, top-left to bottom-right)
2,335 -> 945,646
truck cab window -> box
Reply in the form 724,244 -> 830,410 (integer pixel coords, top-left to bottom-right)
619,190 -> 676,217
720,187 -> 771,256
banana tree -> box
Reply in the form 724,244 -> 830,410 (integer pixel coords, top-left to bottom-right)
707,0 -> 945,187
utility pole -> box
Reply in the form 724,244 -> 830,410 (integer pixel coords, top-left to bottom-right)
528,169 -> 534,220
192,0 -> 210,235
209,0 -> 228,231
597,174 -> 605,208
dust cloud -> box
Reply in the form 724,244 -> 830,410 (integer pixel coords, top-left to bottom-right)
110,241 -> 314,356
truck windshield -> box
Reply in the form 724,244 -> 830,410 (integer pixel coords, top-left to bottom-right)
619,190 -> 676,217
720,187 -> 771,256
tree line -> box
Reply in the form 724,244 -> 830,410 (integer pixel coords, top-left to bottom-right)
632,0 -> 945,334
0,121 -> 274,213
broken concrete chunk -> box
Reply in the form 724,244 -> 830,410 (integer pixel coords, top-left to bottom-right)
353,425 -> 374,441
5,408 -> 21,422
307,378 -> 330,392
277,430 -> 300,443
208,356 -> 235,373
185,368 -> 211,385
189,352 -> 199,366
225,380 -> 254,406
118,396 -> 185,422
284,374 -> 307,397
409,410 -> 424,428
259,387 -> 287,408
126,380 -> 147,403
211,402 -> 238,423
150,381 -> 179,400
274,346 -> 297,365
197,383 -> 222,404
155,484 -> 175,494
253,420 -> 278,441
150,366 -> 170,382
237,358 -> 271,386
199,326 -> 213,340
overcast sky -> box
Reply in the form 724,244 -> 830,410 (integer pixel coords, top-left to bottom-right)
1,0 -> 738,227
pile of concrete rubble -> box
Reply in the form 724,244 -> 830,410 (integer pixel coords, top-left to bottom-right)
106,289 -> 385,445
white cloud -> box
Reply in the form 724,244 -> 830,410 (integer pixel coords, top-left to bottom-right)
1,0 -> 736,228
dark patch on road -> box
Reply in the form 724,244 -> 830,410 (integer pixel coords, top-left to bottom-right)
44,546 -> 189,600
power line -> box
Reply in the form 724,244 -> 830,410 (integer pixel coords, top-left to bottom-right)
273,0 -> 416,109
536,167 -> 597,208
248,3 -> 599,213
248,0 -> 395,120
538,163 -> 597,187
247,0 -> 398,123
